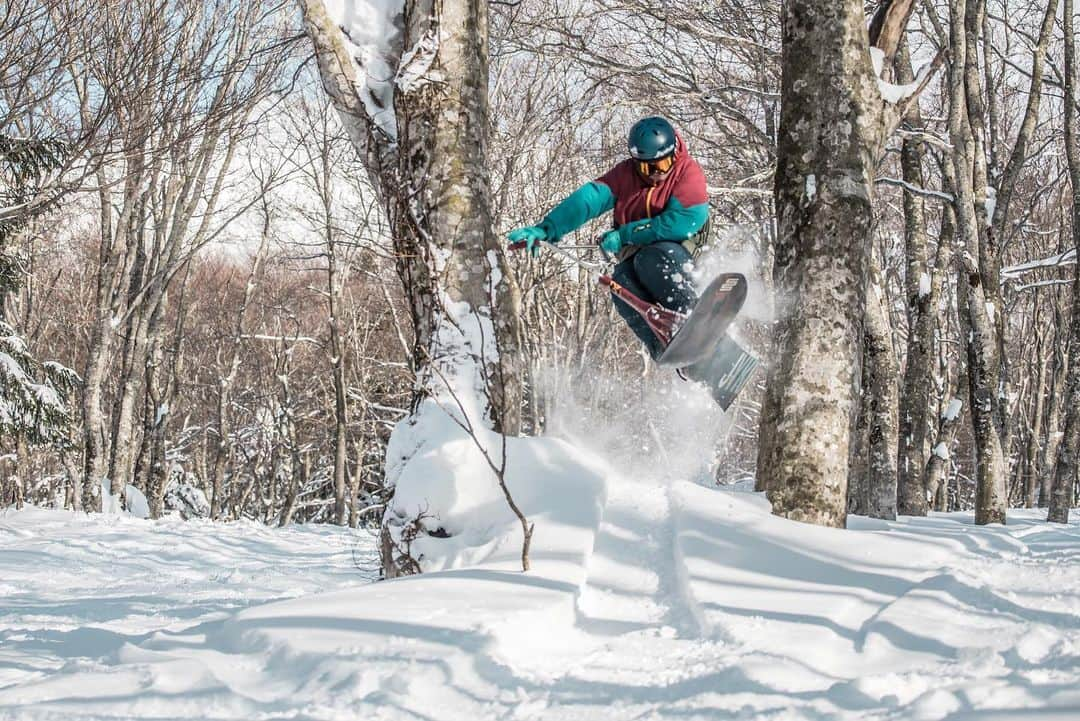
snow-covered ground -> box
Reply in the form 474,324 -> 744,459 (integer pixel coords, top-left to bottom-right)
2,470 -> 1079,720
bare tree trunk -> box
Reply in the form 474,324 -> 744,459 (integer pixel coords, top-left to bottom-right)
275,334 -> 304,527
895,42 -> 934,516
755,0 -> 882,527
13,436 -> 28,509
330,258 -> 349,526
1040,301 -> 1068,506
210,216 -> 269,520
142,281 -> 184,519
302,0 -> 527,574
110,288 -> 155,499
301,0 -> 524,429
927,332 -> 968,513
279,451 -> 308,528
348,434 -> 363,528
1024,309 -> 1048,508
81,315 -> 114,511
312,125 -> 351,527
1048,0 -> 1080,525
861,267 -> 899,519
849,381 -> 870,516
1049,279 -> 1080,524
949,0 -> 1007,525
143,335 -> 169,518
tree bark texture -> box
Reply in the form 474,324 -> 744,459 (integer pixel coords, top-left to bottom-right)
895,50 -> 933,516
81,315 -> 114,511
860,269 -> 899,520
1024,309 -> 1048,508
1040,307 -> 1068,506
926,282 -> 967,515
756,0 -> 882,528
301,0 -> 524,433
302,0 -> 528,575
1048,0 -> 1080,525
328,230 -> 349,526
948,0 -> 1007,525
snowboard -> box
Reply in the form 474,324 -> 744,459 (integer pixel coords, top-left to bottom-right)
656,272 -> 748,368
686,334 -> 760,412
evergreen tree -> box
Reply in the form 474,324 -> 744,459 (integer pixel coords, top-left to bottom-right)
0,134 -> 77,447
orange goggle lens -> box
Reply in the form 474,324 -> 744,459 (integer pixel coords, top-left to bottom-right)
637,155 -> 674,176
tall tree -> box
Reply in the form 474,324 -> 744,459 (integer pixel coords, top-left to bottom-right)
1048,0 -> 1080,525
990,0 -> 1061,450
756,0 -> 924,526
301,0 -> 525,572
948,0 -> 1008,525
73,0 -> 289,510
894,50 -> 934,516
0,139 -> 75,456
851,259 -> 899,520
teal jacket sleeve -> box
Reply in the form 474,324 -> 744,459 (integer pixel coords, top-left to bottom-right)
618,198 -> 709,246
539,182 -> 615,241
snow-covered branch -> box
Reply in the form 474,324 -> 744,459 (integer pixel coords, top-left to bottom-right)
1001,248 -> 1077,279
875,176 -> 954,203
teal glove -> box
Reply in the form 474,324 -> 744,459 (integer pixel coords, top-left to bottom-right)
507,225 -> 550,257
599,229 -> 622,255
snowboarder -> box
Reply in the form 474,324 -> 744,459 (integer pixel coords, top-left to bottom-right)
507,116 -> 759,409
507,116 -> 711,362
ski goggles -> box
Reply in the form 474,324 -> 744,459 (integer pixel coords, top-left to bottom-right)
636,155 -> 674,176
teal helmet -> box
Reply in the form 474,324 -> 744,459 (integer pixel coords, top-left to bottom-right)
627,116 -> 677,160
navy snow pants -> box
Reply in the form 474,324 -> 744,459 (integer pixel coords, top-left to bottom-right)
610,242 -> 696,359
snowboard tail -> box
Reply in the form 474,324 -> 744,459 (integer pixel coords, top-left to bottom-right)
690,335 -> 760,411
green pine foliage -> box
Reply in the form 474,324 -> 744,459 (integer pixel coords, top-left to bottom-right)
0,134 -> 69,255
0,322 -> 77,445
0,134 -> 76,446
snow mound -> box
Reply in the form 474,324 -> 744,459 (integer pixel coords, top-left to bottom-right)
383,396 -> 610,574
99,480 -> 150,518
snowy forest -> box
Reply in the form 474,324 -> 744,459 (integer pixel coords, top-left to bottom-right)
2,0 -> 1080,717
3,0 -> 1078,533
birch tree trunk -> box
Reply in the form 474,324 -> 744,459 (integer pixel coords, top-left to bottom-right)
896,132 -> 960,517
301,0 -> 525,572
755,0 -> 882,527
81,315 -> 115,511
895,43 -> 935,517
301,0 -> 523,426
1024,309 -> 1048,508
861,266 -> 899,519
327,207 -> 349,527
1040,301 -> 1068,506
1048,0 -> 1080,525
848,388 -> 870,516
276,338 -> 304,527
210,216 -> 269,520
926,376 -> 967,512
948,0 -> 1008,525
927,234 -> 966,514
142,307 -> 170,518
81,156 -> 139,509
